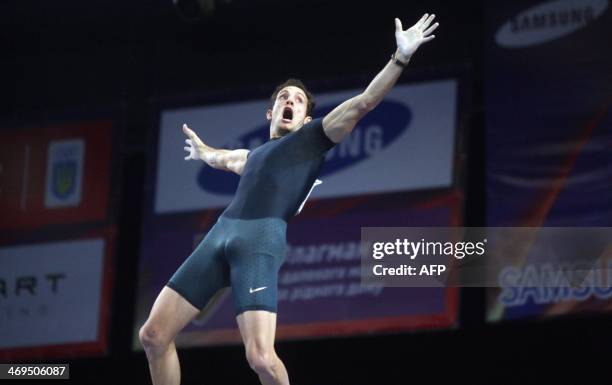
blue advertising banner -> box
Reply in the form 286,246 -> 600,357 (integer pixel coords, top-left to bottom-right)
485,0 -> 612,321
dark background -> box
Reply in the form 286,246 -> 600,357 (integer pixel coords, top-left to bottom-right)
1,0 -> 609,383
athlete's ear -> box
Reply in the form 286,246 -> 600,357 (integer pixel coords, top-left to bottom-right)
304,116 -> 312,124
266,109 -> 272,121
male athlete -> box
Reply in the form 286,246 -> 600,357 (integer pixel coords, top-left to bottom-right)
139,13 -> 438,385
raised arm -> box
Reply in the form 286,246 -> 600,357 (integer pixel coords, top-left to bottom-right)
182,123 -> 249,175
322,13 -> 439,143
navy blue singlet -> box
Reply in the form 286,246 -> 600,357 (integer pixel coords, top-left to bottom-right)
222,117 -> 335,221
167,118 -> 337,314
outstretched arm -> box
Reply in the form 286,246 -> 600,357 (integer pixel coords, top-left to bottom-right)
182,123 -> 249,175
322,13 -> 439,143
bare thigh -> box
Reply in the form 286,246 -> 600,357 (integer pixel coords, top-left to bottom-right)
236,310 -> 277,349
143,286 -> 201,343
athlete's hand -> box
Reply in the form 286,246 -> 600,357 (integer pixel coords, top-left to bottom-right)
395,13 -> 438,60
182,123 -> 207,161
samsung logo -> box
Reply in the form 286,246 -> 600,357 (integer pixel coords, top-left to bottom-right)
319,100 -> 409,178
495,0 -> 608,48
197,100 -> 411,195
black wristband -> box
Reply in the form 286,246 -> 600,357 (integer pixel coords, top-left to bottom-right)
391,52 -> 408,68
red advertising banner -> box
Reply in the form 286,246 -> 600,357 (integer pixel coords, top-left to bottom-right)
0,121 -> 113,230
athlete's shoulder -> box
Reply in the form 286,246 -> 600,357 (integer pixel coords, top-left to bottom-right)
296,117 -> 335,153
304,117 -> 323,129
296,117 -> 324,136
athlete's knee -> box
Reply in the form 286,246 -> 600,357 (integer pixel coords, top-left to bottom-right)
139,322 -> 172,355
245,341 -> 279,377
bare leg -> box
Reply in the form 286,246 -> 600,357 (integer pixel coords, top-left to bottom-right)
237,310 -> 290,385
139,286 -> 200,385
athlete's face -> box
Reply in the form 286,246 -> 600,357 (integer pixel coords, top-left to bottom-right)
267,86 -> 312,137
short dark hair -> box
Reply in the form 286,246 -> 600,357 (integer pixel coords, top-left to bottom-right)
269,78 -> 316,116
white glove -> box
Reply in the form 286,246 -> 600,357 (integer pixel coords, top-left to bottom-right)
395,13 -> 439,60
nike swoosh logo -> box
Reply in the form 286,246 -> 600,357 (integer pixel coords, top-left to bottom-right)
249,286 -> 267,294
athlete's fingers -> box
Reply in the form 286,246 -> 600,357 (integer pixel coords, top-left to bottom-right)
421,14 -> 435,30
416,13 -> 428,28
182,123 -> 196,139
422,35 -> 436,43
185,139 -> 192,145
184,155 -> 190,160
395,18 -> 403,33
423,22 -> 439,36
184,146 -> 190,152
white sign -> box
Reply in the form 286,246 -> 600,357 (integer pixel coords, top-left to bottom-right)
155,79 -> 457,214
0,238 -> 105,349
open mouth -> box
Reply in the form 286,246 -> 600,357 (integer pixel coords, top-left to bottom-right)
282,107 -> 293,122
